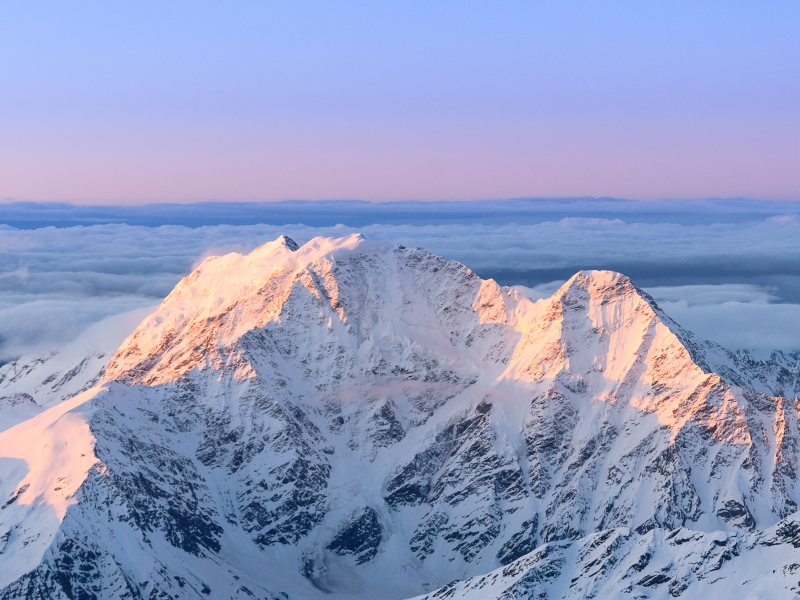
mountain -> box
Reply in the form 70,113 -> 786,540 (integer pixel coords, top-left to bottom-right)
0,393 -> 41,433
0,307 -> 155,429
0,234 -> 798,600
0,348 -> 110,423
412,513 -> 800,599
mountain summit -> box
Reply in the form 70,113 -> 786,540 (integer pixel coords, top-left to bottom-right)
1,235 -> 799,600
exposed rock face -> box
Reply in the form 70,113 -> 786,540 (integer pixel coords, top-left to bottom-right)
0,234 -> 798,599
413,512 -> 800,600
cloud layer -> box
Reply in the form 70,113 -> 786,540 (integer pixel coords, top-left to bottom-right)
646,285 -> 800,358
1,214 -> 799,362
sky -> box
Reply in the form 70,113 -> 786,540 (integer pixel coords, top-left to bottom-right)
1,1 -> 799,203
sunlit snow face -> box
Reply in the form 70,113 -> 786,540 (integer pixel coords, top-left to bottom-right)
1,212 -> 799,362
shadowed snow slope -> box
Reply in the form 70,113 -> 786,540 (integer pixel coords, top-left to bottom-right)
1,235 -> 799,599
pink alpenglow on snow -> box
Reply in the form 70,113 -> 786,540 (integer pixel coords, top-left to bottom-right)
0,235 -> 798,599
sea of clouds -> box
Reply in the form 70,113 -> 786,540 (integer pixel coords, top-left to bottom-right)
1,201 -> 798,364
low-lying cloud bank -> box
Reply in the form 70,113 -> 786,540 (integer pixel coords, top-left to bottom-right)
646,285 -> 800,357
1,211 -> 799,362
2,197 -> 797,229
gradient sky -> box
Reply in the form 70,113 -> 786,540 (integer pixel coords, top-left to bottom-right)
1,1 -> 799,204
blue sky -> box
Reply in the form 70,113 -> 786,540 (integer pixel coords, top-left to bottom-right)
2,1 -> 799,203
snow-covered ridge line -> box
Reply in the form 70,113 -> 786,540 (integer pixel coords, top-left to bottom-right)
102,233 -> 365,385
0,234 -> 798,600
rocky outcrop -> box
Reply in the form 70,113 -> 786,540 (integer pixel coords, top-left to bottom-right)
415,513 -> 800,600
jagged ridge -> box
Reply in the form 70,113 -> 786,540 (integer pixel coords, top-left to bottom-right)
0,234 -> 798,600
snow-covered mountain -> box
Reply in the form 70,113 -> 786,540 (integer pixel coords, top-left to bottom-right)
0,307 -> 154,430
0,347 -> 110,424
0,234 -> 798,600
412,514 -> 800,599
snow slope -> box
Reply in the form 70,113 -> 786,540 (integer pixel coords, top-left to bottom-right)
0,234 -> 798,599
0,307 -> 155,426
0,388 -> 99,589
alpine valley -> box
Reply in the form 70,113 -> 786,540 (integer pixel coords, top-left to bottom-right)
1,234 -> 799,600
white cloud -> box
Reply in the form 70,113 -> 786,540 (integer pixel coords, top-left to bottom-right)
0,297 -> 155,362
648,293 -> 800,357
1,215 -> 799,362
645,284 -> 778,307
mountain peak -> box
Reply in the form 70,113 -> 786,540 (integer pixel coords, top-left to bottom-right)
4,237 -> 800,599
103,233 -> 370,384
251,234 -> 299,254
292,232 -> 365,262
557,269 -> 637,299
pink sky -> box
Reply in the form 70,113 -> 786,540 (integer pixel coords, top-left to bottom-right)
2,2 -> 798,204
